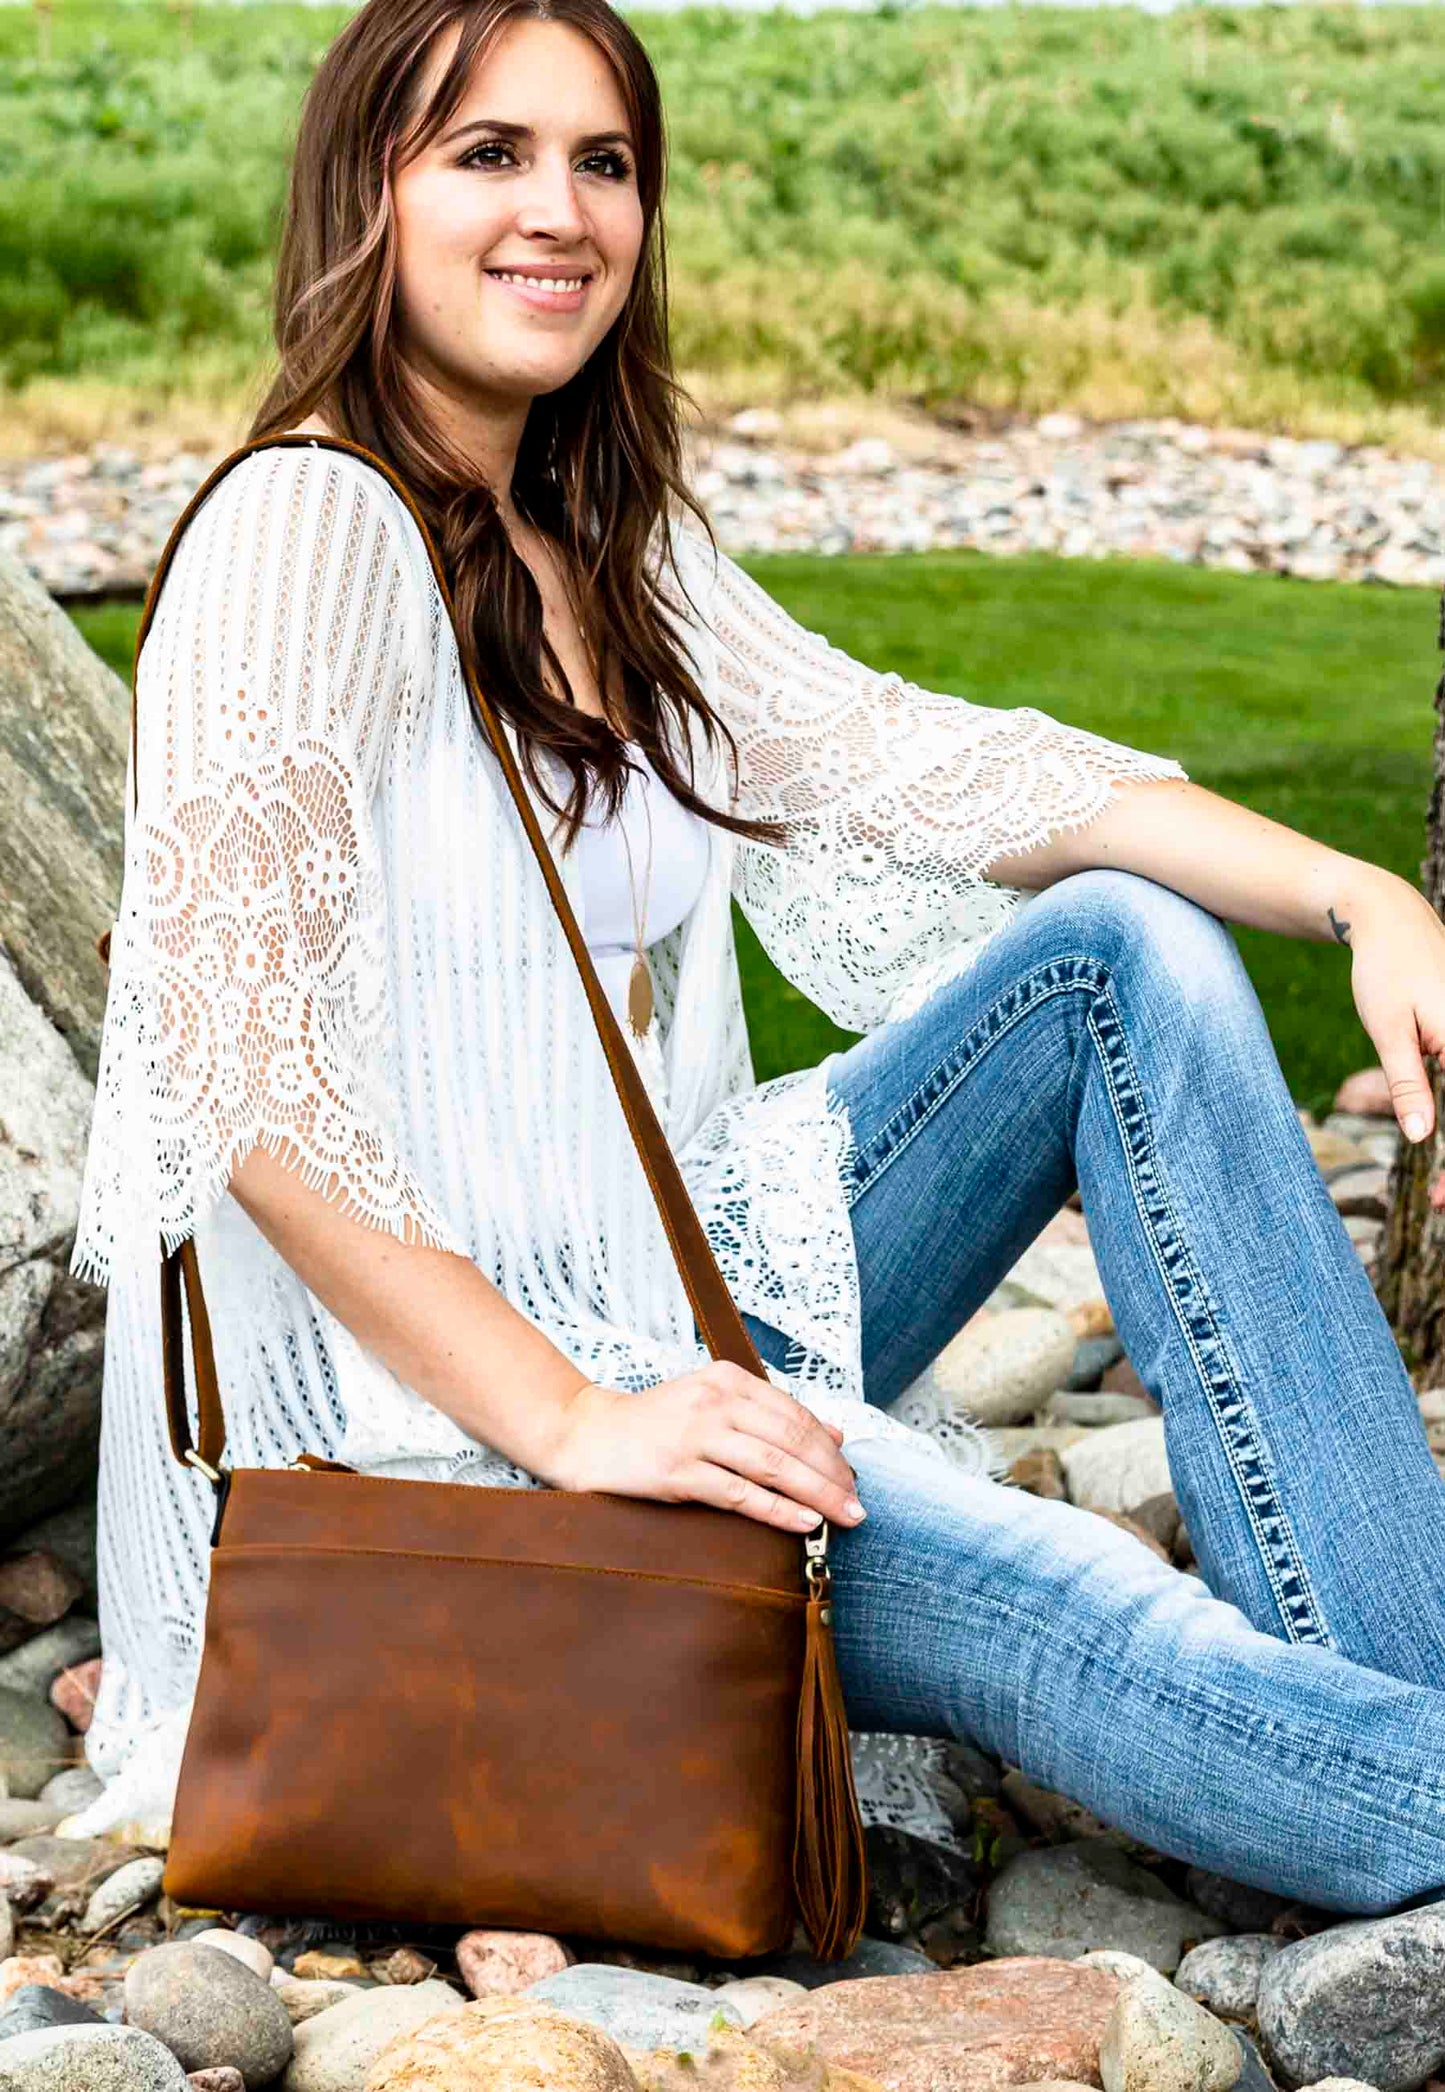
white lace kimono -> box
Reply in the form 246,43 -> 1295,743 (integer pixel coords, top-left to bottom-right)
67,443 -> 1184,1835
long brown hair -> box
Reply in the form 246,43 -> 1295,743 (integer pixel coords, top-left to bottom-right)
249,0 -> 783,853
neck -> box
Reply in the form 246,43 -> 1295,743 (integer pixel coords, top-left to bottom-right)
404,362 -> 532,526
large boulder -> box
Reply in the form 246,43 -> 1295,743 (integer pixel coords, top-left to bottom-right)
0,544 -> 126,1543
0,543 -> 128,1077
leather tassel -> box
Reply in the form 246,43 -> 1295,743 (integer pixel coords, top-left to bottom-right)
792,1582 -> 868,1960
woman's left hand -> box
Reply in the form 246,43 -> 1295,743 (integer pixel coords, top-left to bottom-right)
1343,872 -> 1445,1211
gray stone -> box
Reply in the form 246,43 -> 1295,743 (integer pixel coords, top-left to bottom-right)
1176,1936 -> 1281,2023
125,1942 -> 293,2089
1099,1976 -> 1244,2092
525,1964 -> 742,2055
760,1934 -> 940,1989
268,1973 -> 360,2027
0,1800 -> 65,1840
1067,1335 -> 1127,1390
0,2023 -> 188,2089
0,1856 -> 50,1911
1047,1391 -> 1160,1427
0,1894 -> 11,1963
1257,1905 -> 1445,2090
0,544 -> 129,1078
6,1838 -> 142,1917
37,1766 -> 102,1814
986,1841 -> 1225,1973
891,1308 -> 1080,1430
1061,1418 -> 1181,1548
1,1499 -> 97,1621
280,1979 -> 464,2091
80,1855 -> 165,1934
864,1824 -> 979,1939
1185,1867 -> 1294,1935
0,1986 -> 104,2041
709,1975 -> 808,2028
0,949 -> 106,1550
188,1932 -> 272,1984
0,1621 -> 101,1701
0,1691 -> 71,1800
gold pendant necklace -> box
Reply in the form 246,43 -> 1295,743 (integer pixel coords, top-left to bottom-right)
619,755 -> 655,1042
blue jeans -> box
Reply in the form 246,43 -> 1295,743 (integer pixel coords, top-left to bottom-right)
743,869 -> 1445,1914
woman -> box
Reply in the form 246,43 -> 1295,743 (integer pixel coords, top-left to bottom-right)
70,0 -> 1445,1915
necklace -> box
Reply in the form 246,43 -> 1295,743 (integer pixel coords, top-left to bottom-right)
617,757 -> 655,1041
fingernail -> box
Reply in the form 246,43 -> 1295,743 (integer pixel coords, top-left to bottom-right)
1405,1113 -> 1428,1143
845,1497 -> 866,1521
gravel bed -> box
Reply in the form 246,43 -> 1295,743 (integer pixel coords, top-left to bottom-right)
4,410 -> 1445,599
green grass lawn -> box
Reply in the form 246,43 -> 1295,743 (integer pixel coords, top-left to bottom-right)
70,553 -> 1441,1117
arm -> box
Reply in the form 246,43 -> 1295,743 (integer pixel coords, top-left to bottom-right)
988,776 -> 1445,1169
228,1142 -> 864,1528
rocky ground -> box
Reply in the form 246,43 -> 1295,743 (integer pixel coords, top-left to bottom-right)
0,1068 -> 1431,2090
4,413 -> 1445,599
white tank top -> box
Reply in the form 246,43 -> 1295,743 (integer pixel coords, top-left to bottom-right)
560,741 -> 712,1028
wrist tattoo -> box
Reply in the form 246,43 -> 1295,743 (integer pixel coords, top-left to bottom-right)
1328,906 -> 1351,947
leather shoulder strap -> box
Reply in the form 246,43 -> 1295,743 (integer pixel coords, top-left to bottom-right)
122,432 -> 765,1474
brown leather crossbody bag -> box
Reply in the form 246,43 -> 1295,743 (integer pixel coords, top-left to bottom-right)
105,431 -> 868,1961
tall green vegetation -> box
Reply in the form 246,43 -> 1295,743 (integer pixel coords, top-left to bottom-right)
4,3 -> 1445,441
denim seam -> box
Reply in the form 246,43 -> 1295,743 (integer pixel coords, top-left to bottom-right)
1085,981 -> 1334,1651
840,1570 -> 1445,1812
841,942 -> 1335,1651
845,958 -> 1103,1206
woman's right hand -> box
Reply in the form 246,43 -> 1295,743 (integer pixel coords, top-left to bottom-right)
539,1363 -> 868,1532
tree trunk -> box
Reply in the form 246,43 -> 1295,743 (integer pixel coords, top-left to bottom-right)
1377,590 -> 1445,1389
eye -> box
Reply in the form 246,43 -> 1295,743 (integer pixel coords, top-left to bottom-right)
458,140 -> 514,170
580,148 -> 634,181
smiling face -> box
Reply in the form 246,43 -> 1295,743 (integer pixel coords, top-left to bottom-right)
389,14 -> 646,421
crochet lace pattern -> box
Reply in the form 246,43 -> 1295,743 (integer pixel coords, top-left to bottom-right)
66,444 -> 1185,1826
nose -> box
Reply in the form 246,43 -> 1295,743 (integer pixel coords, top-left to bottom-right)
513,145 -> 589,244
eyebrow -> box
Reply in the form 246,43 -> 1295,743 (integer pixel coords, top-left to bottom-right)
440,117 -> 634,150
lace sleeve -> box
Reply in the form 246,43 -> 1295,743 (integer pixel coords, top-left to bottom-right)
684,533 -> 1188,1033
71,445 -> 468,1286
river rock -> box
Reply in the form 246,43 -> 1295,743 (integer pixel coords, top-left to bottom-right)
0,1959 -> 63,2007
187,2072 -> 246,2092
1333,1068 -> 1392,1117
270,1974 -> 360,2027
1047,1392 -> 1159,1428
0,1856 -> 51,1912
36,1766 -> 101,1814
0,1620 -> 101,1700
624,2020 -> 888,2089
1184,1870 -> 1293,1935
1257,1905 -> 1445,2090
0,1696 -> 71,1801
282,1980 -> 464,2091
0,1555 -> 82,1658
188,1931 -> 272,1984
80,1855 -> 165,1934
762,1935 -> 938,1990
986,1842 -> 1224,1972
525,1966 -> 742,2054
710,1975 -> 809,2028
892,1310 -> 1079,1432
49,1661 -> 102,1734
750,1956 -> 1123,2091
0,1983 -> 103,2040
0,953 -> 106,1550
124,1942 -> 294,2088
7,1837 -> 140,1895
454,1929 -> 570,1997
864,1825 -> 979,1941
1099,1976 -> 1244,2092
364,1995 -> 636,2090
0,1800 -> 64,1839
1061,1419 -> 1181,1548
0,2021 -> 189,2088
1175,1937 -> 1281,2023
1066,1336 -> 1127,1390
